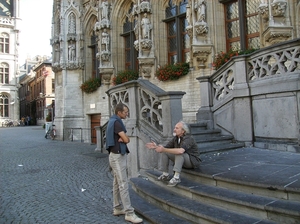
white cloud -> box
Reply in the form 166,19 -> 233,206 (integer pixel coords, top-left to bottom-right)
19,0 -> 53,63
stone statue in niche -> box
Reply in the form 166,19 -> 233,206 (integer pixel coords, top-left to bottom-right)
186,4 -> 192,26
134,15 -> 139,40
68,41 -> 76,61
141,13 -> 152,39
100,0 -> 110,20
55,42 -> 60,63
101,29 -> 110,52
195,0 -> 206,23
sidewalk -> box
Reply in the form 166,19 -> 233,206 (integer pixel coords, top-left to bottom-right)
0,126 -> 135,224
1,126 -> 299,223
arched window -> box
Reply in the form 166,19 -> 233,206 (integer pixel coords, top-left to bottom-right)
0,63 -> 9,84
223,0 -> 260,51
122,4 -> 138,71
164,0 -> 190,64
0,93 -> 9,117
0,33 -> 9,54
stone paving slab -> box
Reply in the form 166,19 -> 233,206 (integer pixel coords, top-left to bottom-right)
0,126 -> 145,224
198,147 -> 300,190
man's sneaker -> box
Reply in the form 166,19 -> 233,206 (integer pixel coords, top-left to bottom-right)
167,177 -> 181,187
113,208 -> 125,216
125,213 -> 143,223
157,173 -> 170,181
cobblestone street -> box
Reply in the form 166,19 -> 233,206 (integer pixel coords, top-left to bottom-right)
0,126 -> 133,224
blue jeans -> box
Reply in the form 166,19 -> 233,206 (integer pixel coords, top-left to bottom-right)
109,153 -> 134,215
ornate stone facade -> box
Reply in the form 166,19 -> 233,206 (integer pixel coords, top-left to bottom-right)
51,0 -> 300,142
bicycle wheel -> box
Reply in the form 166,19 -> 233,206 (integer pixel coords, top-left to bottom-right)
50,129 -> 56,140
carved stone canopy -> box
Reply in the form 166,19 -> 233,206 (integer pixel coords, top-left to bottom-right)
263,26 -> 292,46
192,45 -> 212,69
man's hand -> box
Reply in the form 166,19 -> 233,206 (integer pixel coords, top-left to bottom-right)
145,141 -> 157,149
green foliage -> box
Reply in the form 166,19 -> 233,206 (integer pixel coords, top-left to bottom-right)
213,48 -> 258,70
80,78 -> 101,94
155,62 -> 190,81
113,70 -> 139,85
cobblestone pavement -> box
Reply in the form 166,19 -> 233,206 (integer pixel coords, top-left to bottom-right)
0,126 -> 142,224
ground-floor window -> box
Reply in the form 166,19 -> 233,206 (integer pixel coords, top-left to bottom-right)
0,93 -> 9,117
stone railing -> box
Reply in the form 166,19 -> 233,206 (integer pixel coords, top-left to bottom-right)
103,79 -> 185,176
197,38 -> 300,151
0,16 -> 13,26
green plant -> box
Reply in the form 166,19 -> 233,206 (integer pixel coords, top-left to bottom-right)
155,62 -> 189,81
113,70 -> 139,85
80,78 -> 101,94
213,48 -> 258,70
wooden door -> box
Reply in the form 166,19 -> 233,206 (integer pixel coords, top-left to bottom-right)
91,114 -> 101,144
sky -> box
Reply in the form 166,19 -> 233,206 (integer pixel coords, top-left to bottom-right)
19,0 -> 53,64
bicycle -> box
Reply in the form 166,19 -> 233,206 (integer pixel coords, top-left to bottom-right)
45,124 -> 56,140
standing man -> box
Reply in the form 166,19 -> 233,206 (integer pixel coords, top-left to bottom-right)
146,121 -> 201,187
106,103 -> 143,224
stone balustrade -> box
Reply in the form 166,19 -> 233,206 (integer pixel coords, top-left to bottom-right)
197,38 -> 300,151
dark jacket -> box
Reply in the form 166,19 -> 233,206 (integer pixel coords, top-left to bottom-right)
106,115 -> 127,155
165,134 -> 201,168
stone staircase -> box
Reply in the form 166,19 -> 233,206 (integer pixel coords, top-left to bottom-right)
189,122 -> 245,154
129,123 -> 300,223
130,169 -> 300,224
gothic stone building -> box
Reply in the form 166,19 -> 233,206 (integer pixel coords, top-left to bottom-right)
51,0 -> 300,146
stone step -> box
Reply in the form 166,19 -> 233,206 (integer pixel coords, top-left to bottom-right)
191,129 -> 221,139
180,164 -> 300,202
145,170 -> 300,223
198,142 -> 245,154
129,186 -> 192,224
189,122 -> 208,132
130,177 -> 276,224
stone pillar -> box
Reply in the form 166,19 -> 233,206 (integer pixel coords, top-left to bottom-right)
157,92 -> 186,137
196,75 -> 213,128
94,126 -> 102,152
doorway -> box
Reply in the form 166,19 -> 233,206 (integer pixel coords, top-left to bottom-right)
91,114 -> 101,144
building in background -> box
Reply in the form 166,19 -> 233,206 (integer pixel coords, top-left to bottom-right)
0,0 -> 20,125
18,57 -> 54,126
50,0 -> 299,143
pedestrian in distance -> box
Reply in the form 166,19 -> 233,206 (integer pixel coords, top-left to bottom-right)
106,103 -> 143,224
146,121 -> 201,187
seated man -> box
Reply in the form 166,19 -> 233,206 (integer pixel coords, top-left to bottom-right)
146,121 -> 201,187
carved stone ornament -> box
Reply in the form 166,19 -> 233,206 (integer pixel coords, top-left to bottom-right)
264,27 -> 292,45
186,25 -> 193,38
101,51 -> 111,61
193,46 -> 211,69
94,22 -> 101,33
271,0 -> 287,17
139,1 -> 151,13
195,21 -> 208,36
139,57 -> 154,79
258,3 -> 269,20
100,68 -> 114,86
141,67 -> 152,79
100,19 -> 111,29
140,39 -> 152,51
102,73 -> 112,85
134,40 -> 139,51
67,33 -> 77,41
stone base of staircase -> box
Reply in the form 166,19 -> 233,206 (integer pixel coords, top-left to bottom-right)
130,147 -> 300,224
